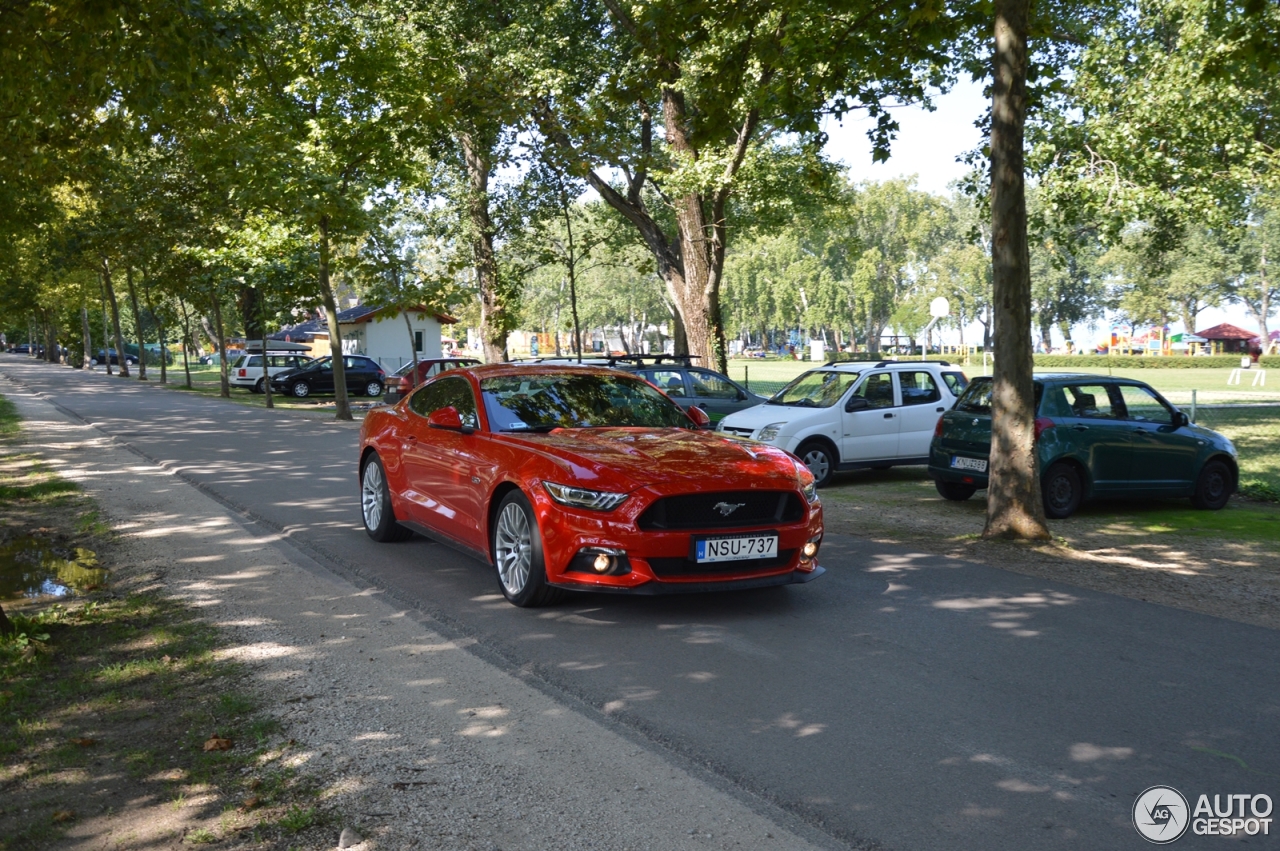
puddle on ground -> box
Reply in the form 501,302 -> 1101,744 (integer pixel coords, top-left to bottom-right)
0,536 -> 107,599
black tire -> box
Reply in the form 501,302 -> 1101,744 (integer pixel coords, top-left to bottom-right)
936,480 -> 977,501
491,491 -> 563,607
360,455 -> 413,542
253,378 -> 265,394
1041,461 -> 1083,519
364,380 -> 383,397
291,381 -> 310,398
1191,460 -> 1233,510
796,440 -> 837,488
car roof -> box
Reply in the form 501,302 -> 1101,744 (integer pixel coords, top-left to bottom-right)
817,359 -> 956,373
454,363 -> 648,380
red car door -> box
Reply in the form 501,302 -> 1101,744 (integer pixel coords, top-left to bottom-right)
401,377 -> 487,549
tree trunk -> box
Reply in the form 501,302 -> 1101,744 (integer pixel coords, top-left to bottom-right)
125,267 -> 147,380
0,603 -> 12,636
403,309 -> 419,390
563,201 -> 584,363
103,258 -> 130,378
142,278 -> 166,384
101,279 -> 113,375
210,291 -> 230,398
262,325 -> 274,409
984,0 -> 1051,541
318,216 -> 353,421
1057,319 -> 1074,354
459,132 -> 507,364
177,298 -> 194,388
81,306 -> 92,370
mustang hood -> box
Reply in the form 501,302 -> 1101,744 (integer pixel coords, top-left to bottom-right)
503,428 -> 801,492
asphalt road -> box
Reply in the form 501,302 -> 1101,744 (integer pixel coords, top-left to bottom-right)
6,358 -> 1279,851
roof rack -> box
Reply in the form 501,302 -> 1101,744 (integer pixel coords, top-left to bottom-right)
603,353 -> 700,366
821,358 -> 953,368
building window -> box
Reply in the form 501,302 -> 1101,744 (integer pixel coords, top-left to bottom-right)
414,331 -> 424,353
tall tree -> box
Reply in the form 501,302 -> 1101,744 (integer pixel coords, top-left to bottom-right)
533,0 -> 958,372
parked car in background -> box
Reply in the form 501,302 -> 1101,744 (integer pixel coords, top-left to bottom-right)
382,357 -> 482,404
270,355 -> 386,398
229,352 -> 314,393
526,355 -> 767,423
928,374 -> 1238,518
718,360 -> 970,486
89,349 -> 138,366
358,363 -> 824,606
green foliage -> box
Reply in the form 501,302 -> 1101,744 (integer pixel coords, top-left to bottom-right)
278,805 -> 320,832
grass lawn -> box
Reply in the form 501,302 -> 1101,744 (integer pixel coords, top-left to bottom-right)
0,391 -> 341,850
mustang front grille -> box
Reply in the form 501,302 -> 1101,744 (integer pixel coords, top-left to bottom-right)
637,491 -> 804,531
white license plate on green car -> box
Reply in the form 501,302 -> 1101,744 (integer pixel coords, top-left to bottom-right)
950,456 -> 988,472
694,534 -> 778,563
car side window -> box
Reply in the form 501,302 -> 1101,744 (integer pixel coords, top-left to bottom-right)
1116,385 -> 1173,424
850,372 -> 896,408
690,370 -> 739,399
1064,384 -> 1119,419
409,376 -> 479,428
647,369 -> 687,397
898,371 -> 941,406
942,371 -> 968,395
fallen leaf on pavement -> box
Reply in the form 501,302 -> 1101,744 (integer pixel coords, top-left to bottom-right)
70,737 -> 96,747
52,810 -> 75,822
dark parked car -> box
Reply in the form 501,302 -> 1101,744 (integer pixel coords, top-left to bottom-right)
530,355 -> 767,424
382,357 -> 482,404
928,374 -> 1238,518
270,355 -> 387,398
90,349 -> 138,366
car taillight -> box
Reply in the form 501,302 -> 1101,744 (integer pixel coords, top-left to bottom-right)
934,416 -> 946,438
238,368 -> 246,376
1034,417 -> 1054,441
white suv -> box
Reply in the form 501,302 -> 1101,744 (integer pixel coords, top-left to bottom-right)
229,353 -> 314,393
717,360 -> 969,487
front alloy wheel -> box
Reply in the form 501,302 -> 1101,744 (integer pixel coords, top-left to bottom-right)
364,380 -> 382,397
291,381 -> 310,398
492,491 -> 561,607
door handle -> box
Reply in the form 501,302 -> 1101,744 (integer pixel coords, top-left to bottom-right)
404,434 -> 417,441
936,407 -> 945,412
1072,425 -> 1089,431
883,412 -> 894,419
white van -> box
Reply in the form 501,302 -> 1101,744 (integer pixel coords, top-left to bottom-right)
229,352 -> 314,393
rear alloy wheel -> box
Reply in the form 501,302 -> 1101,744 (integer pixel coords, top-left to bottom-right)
1191,460 -> 1233,510
492,491 -> 562,607
796,440 -> 836,488
364,380 -> 383,397
360,455 -> 413,542
253,378 -> 265,394
1041,462 -> 1083,519
935,480 -> 977,502
291,381 -> 310,398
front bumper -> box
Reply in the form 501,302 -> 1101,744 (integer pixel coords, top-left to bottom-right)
531,482 -> 825,594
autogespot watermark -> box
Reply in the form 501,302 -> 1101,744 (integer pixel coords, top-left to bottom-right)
1132,785 -> 1274,843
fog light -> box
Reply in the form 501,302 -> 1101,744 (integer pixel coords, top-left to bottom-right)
593,554 -> 611,573
802,541 -> 819,558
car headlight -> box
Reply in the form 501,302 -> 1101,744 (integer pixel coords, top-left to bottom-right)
543,482 -> 629,511
756,422 -> 786,442
791,457 -> 819,504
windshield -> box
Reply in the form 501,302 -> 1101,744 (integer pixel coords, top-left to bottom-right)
481,372 -> 691,431
768,370 -> 860,408
954,378 -> 1043,414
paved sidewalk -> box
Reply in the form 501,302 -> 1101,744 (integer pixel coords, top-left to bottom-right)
3,371 -> 836,851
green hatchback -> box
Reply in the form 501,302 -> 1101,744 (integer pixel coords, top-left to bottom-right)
928,374 -> 1239,518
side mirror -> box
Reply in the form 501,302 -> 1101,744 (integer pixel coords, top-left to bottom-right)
737,389 -> 748,401
428,406 -> 472,433
1173,410 -> 1190,428
686,405 -> 712,429
845,397 -> 870,412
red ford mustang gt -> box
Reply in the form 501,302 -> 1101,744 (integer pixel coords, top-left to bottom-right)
358,364 -> 824,607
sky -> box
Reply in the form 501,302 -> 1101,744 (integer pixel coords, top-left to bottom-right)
816,79 -> 1257,349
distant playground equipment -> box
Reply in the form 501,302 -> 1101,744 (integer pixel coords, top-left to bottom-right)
939,344 -> 979,365
1093,326 -> 1213,356
1229,356 -> 1266,387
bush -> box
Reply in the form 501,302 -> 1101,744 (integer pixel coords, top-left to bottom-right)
1030,354 -> 1275,370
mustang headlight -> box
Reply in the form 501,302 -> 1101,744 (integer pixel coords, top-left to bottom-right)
792,457 -> 819,504
756,422 -> 786,442
543,482 -> 629,511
